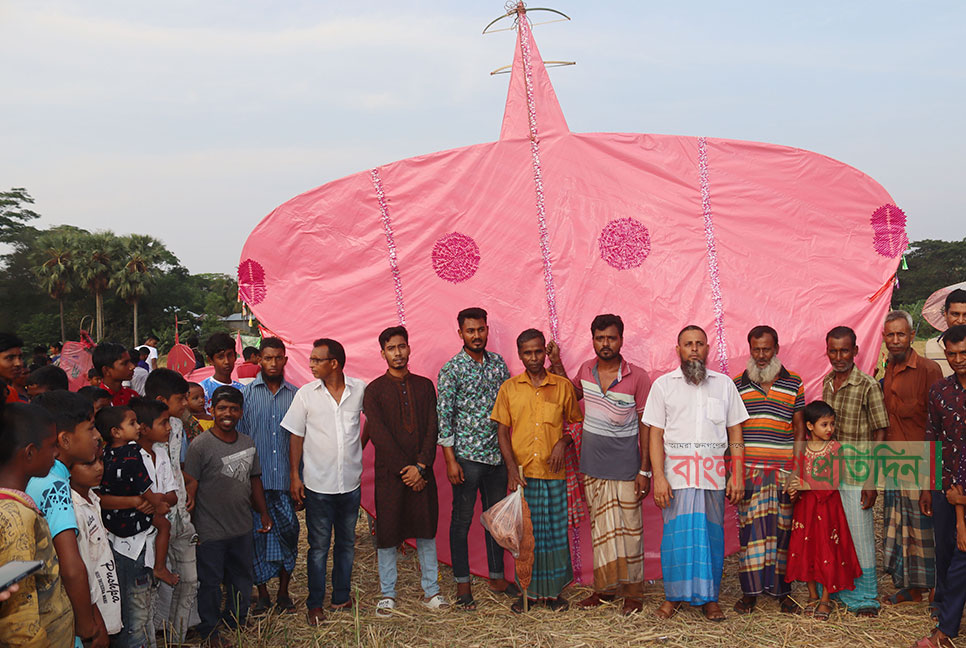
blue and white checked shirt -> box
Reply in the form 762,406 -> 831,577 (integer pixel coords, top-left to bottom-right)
238,373 -> 298,492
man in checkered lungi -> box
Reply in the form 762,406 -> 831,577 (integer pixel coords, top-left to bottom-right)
238,338 -> 301,615
881,310 -> 942,606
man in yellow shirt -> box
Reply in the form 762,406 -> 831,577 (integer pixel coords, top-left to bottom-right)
492,328 -> 583,613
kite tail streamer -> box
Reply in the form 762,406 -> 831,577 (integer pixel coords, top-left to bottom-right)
517,7 -> 560,341
370,168 -> 407,326
697,137 -> 730,375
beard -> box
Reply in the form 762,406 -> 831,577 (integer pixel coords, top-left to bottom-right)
681,359 -> 707,385
746,356 -> 782,385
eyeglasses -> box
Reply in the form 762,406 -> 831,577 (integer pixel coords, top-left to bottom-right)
308,357 -> 337,364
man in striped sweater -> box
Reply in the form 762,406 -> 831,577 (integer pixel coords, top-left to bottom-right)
732,325 -> 805,615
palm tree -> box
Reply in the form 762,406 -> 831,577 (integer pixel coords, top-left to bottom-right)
76,231 -> 120,341
111,234 -> 175,345
34,230 -> 78,343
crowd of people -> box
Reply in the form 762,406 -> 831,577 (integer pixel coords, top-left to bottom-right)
0,290 -> 965,648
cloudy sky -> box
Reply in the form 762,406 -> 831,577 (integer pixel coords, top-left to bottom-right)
2,1 -> 962,274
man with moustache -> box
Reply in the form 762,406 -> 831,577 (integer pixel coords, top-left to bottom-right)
880,311 -> 943,606
643,325 -> 748,622
925,289 -> 966,377
282,338 -> 364,626
364,326 -> 448,616
437,307 -> 516,610
732,326 -> 805,615
822,325 -> 889,616
493,328 -> 583,613
238,337 -> 300,614
546,314 -> 651,615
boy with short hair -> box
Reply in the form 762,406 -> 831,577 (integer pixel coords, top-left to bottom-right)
77,386 -> 112,414
92,342 -> 138,406
0,400 -> 75,646
68,451 -> 123,636
185,385 -> 272,645
200,333 -> 243,413
28,390 -> 109,647
145,368 -> 200,642
25,365 -> 69,398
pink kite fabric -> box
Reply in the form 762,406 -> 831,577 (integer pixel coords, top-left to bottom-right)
237,19 -> 903,583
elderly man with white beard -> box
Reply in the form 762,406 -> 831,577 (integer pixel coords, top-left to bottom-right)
644,325 -> 748,621
730,326 -> 805,615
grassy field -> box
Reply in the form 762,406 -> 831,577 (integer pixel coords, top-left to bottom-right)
177,503 -> 941,648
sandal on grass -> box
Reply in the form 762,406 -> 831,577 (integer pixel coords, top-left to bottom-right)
813,602 -> 832,621
884,588 -> 923,605
801,598 -> 820,617
455,593 -> 476,611
545,595 -> 568,612
702,601 -> 725,622
250,597 -> 272,616
510,596 -> 539,614
779,596 -> 800,614
422,594 -> 450,610
854,606 -> 879,618
274,596 -> 297,614
374,597 -> 395,618
733,596 -> 756,614
654,600 -> 684,619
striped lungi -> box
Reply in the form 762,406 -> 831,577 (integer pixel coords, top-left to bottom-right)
252,489 -> 299,585
883,488 -> 935,590
517,478 -> 573,599
661,488 -> 725,605
736,469 -> 793,597
832,488 -> 879,610
583,476 -> 644,597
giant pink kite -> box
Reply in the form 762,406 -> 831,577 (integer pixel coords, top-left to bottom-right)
237,5 -> 905,582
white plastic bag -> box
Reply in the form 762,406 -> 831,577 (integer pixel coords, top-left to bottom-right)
480,488 -> 523,558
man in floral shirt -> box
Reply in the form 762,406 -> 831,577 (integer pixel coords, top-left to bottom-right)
437,307 -> 518,609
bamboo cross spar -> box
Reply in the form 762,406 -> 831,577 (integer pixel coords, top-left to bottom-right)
517,466 -> 535,612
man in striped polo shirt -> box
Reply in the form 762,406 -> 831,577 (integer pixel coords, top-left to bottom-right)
732,325 -> 805,615
548,314 -> 651,615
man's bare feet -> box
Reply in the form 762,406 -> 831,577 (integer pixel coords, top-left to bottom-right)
884,587 -> 926,605
154,566 -> 180,587
911,630 -> 954,648
488,578 -> 521,597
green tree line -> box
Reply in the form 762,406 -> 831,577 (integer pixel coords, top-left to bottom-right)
891,238 -> 966,339
1,187 -> 242,350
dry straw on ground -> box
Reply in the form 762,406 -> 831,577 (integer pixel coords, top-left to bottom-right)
168,503 -> 945,648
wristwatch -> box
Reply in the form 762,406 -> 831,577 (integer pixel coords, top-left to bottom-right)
415,464 -> 427,479
638,469 -> 652,478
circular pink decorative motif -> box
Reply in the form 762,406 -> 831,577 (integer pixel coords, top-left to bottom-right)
599,217 -> 651,270
870,203 -> 908,258
237,258 -> 267,305
432,232 -> 480,283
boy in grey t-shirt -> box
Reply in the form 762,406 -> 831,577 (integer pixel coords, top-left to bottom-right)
184,385 -> 272,644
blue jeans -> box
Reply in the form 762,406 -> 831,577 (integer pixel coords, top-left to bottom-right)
449,458 -> 507,583
196,533 -> 253,640
377,538 -> 441,599
304,487 -> 361,609
111,544 -> 154,648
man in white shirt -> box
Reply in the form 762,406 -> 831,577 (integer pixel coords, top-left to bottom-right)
143,335 -> 159,371
642,325 -> 748,622
281,338 -> 365,626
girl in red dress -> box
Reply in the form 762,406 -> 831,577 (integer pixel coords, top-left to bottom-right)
784,400 -> 862,620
